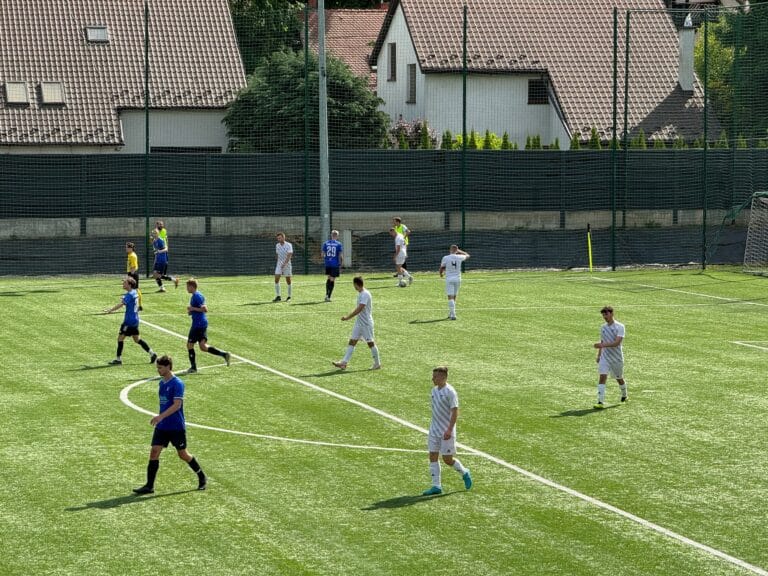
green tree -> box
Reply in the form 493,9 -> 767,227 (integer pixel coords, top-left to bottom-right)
229,0 -> 303,74
467,130 -> 479,150
588,127 -> 602,150
525,135 -> 532,150
551,137 -> 560,150
501,132 -> 511,150
713,129 -> 729,148
673,136 -> 687,149
652,138 -> 666,149
420,121 -> 432,149
441,130 -> 454,150
224,50 -> 389,152
630,128 -> 647,149
398,131 -> 409,149
570,131 -> 581,150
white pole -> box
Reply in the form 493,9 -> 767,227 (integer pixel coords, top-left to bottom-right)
317,0 -> 330,243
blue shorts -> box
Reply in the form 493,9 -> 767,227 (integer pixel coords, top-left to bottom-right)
151,428 -> 187,450
188,326 -> 208,344
325,266 -> 341,278
153,262 -> 168,275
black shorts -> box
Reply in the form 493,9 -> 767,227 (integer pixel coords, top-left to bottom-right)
128,271 -> 140,288
325,266 -> 341,278
188,326 -> 208,344
151,428 -> 187,450
153,262 -> 168,275
119,323 -> 140,337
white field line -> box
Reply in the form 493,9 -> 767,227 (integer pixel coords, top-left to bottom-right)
119,363 -> 425,455
130,318 -> 768,575
732,341 -> 768,352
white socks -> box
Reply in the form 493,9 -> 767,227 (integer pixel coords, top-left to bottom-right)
597,383 -> 606,403
371,346 -> 380,364
275,283 -> 281,297
448,300 -> 456,316
342,345 -> 355,363
429,462 -> 441,488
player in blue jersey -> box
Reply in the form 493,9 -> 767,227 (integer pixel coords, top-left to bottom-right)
321,229 -> 344,302
104,276 -> 157,365
133,355 -> 207,494
151,228 -> 178,293
185,278 -> 232,373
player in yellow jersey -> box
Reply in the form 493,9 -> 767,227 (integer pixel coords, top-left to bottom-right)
125,242 -> 143,311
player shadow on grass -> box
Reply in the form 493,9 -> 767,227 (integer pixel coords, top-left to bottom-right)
551,404 -> 621,417
0,289 -> 60,297
65,489 -> 199,511
409,318 -> 450,324
239,301 -> 279,307
289,301 -> 325,307
302,367 -> 369,377
361,491 -> 455,510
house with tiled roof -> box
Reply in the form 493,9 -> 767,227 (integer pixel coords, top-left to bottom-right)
370,0 -> 710,147
0,0 -> 246,153
305,5 -> 388,91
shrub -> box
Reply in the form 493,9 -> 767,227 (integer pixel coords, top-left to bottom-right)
588,127 -> 602,150
570,131 -> 581,150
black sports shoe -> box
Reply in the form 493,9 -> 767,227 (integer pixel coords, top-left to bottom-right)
132,485 -> 154,495
150,353 -> 158,364
198,475 -> 207,491
272,296 -> 281,302
620,395 -> 628,402
108,359 -> 122,365
285,296 -> 291,302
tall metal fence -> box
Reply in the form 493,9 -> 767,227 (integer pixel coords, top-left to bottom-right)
1,0 -> 766,276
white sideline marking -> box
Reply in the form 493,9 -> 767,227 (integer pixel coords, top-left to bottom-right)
138,319 -> 767,575
733,341 -> 768,352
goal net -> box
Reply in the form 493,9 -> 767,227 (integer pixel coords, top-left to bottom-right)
743,192 -> 768,275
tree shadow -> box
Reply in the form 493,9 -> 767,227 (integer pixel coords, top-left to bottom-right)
551,405 -> 621,417
409,318 -> 449,324
362,491 -> 454,510
65,489 -> 198,511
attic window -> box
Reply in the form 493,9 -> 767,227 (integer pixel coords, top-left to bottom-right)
40,82 -> 65,105
528,79 -> 548,105
5,82 -> 29,105
86,26 -> 109,43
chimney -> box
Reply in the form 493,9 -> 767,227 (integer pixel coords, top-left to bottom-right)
678,13 -> 695,92
378,1 -> 390,9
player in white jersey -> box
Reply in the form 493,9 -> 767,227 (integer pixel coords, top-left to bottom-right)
332,276 -> 381,370
439,245 -> 470,320
389,228 -> 413,287
593,306 -> 628,408
422,366 -> 472,496
273,232 -> 293,302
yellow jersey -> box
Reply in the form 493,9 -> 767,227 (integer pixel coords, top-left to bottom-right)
126,252 -> 138,273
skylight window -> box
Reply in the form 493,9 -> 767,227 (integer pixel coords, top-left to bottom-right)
86,25 -> 109,43
40,82 -> 65,105
5,82 -> 29,104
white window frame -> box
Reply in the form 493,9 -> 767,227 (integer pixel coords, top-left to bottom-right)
5,82 -> 29,104
40,82 -> 65,105
86,25 -> 110,43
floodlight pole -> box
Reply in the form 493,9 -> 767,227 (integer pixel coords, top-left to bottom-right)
318,0 -> 331,248
143,0 -> 151,277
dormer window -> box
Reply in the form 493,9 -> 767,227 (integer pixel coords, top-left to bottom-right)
86,25 -> 109,43
40,82 -> 65,105
528,79 -> 548,105
5,82 -> 29,105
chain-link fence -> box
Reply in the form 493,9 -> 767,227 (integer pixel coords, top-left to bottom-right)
1,0 -> 766,275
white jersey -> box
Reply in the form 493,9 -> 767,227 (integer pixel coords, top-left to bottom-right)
394,233 -> 407,259
429,383 -> 458,438
441,253 -> 467,281
276,242 -> 293,267
354,289 -> 374,331
600,320 -> 625,363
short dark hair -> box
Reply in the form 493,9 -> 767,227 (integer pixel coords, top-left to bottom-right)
353,276 -> 364,288
186,278 -> 198,289
126,241 -> 135,249
433,366 -> 448,375
600,306 -> 613,314
156,355 -> 173,369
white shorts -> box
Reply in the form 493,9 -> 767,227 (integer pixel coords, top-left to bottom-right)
598,356 -> 624,379
395,253 -> 407,266
350,322 -> 374,343
445,278 -> 461,297
427,432 -> 456,456
275,262 -> 292,277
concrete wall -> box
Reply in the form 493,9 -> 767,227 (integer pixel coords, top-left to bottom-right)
0,210 -> 748,240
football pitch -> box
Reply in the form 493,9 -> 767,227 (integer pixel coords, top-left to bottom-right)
2,267 -> 767,576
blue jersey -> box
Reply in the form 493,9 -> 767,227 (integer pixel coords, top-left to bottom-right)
322,239 -> 343,267
153,237 -> 168,265
189,291 -> 208,329
156,375 -> 185,431
122,289 -> 140,326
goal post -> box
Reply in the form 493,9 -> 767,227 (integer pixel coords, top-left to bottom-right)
743,192 -> 768,275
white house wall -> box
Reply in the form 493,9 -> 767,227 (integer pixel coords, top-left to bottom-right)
376,4 -> 569,148
119,109 -> 229,153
